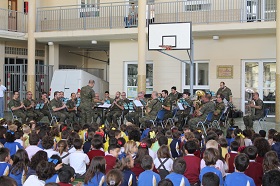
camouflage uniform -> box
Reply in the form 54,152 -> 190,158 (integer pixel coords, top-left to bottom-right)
213,101 -> 225,121
106,99 -> 124,125
50,98 -> 69,122
243,98 -> 264,129
126,98 -> 147,125
37,99 -> 51,122
66,99 -> 78,123
216,87 -> 232,102
23,99 -> 44,122
8,99 -> 27,122
162,97 -> 172,119
80,85 -> 95,125
177,98 -> 193,124
188,101 -> 215,130
139,98 -> 162,125
168,92 -> 179,106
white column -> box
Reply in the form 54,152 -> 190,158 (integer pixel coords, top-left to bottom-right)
49,44 -> 59,71
137,0 -> 146,92
27,0 -> 36,93
276,0 -> 280,129
0,41 -> 5,82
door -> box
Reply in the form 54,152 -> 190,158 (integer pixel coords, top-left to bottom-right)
8,0 -> 17,31
242,60 -> 276,117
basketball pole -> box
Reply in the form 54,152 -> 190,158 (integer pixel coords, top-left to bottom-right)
158,38 -> 194,96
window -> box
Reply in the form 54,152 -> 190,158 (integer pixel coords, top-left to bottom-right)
184,1 -> 211,12
80,0 -> 100,17
125,62 -> 153,99
182,61 -> 209,93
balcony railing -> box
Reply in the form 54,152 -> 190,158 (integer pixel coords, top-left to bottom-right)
0,8 -> 27,33
36,0 -> 276,32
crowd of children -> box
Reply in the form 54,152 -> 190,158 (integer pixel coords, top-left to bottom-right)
0,117 -> 280,186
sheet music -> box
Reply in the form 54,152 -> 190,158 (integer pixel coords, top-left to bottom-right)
133,100 -> 143,107
177,103 -> 184,110
98,103 -> 111,108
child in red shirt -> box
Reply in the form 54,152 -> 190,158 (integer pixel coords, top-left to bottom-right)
244,146 -> 263,186
225,141 -> 239,173
105,144 -> 120,173
183,140 -> 201,185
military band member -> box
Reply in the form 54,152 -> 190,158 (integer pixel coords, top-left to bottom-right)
121,92 -> 131,116
188,94 -> 215,130
168,86 -> 179,106
50,91 -> 69,123
80,80 -> 95,125
8,91 -> 27,122
139,91 -> 162,126
178,92 -> 193,127
66,93 -> 78,123
243,92 -> 264,129
106,91 -> 124,126
23,91 -> 44,122
38,92 -> 51,122
161,90 -> 172,119
104,91 -> 114,104
60,91 -> 69,104
216,82 -> 233,103
126,92 -> 147,125
213,94 -> 226,121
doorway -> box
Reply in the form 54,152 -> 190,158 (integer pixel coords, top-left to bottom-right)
8,0 -> 17,31
242,60 -> 276,117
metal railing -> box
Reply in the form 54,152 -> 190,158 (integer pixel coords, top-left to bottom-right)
36,0 -> 276,32
4,64 -> 53,111
0,8 -> 27,33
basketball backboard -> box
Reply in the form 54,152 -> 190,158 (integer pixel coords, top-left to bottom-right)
148,22 -> 192,50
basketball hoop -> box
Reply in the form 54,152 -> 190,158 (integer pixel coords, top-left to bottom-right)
159,45 -> 173,50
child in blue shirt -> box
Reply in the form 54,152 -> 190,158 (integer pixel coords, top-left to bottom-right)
140,122 -> 152,141
199,148 -> 223,186
84,156 -> 106,186
138,155 -> 161,186
4,130 -> 23,157
224,153 -> 255,186
166,158 -> 190,186
9,149 -> 30,186
202,172 -> 220,186
0,148 -> 11,176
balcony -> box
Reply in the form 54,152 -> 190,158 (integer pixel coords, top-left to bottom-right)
0,8 -> 27,33
36,0 -> 276,32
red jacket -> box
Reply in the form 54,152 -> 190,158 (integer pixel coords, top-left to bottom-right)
226,152 -> 238,173
183,155 -> 201,184
244,161 -> 263,186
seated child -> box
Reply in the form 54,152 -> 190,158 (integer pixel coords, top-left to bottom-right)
225,141 -> 239,173
183,140 -> 201,185
4,130 -> 23,158
202,172 -> 219,186
0,148 -> 11,176
244,146 -> 263,186
69,138 -> 90,178
84,156 -> 107,186
106,169 -> 123,186
166,158 -> 190,186
262,169 -> 280,186
199,148 -> 223,186
138,155 -> 161,186
105,144 -> 120,173
58,165 -> 76,186
87,138 -> 105,163
224,153 -> 255,186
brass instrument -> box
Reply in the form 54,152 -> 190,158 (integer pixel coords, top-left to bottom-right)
193,90 -> 205,110
245,88 -> 255,116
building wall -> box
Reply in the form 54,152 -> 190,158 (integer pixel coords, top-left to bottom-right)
109,34 -> 276,109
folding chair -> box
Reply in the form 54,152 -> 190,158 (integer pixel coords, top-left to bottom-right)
117,111 -> 125,129
211,109 -> 227,129
166,108 -> 178,126
149,110 -> 166,128
48,107 -> 58,126
196,112 -> 214,135
257,108 -> 269,131
10,109 -> 19,122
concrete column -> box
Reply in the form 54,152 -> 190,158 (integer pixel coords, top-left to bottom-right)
137,0 -> 146,93
276,0 -> 280,130
44,45 -> 49,65
27,0 -> 36,94
49,44 -> 59,71
0,41 -> 5,82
